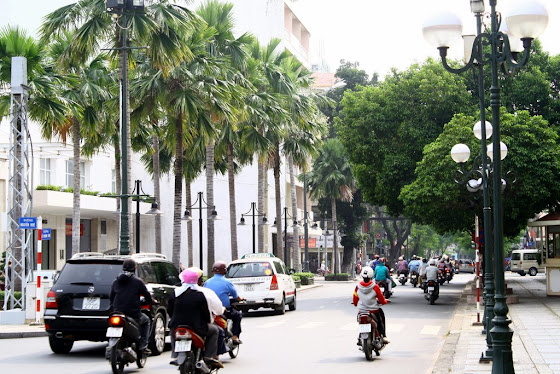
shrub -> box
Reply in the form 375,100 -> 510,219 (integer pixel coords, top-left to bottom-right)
36,185 -> 61,191
291,275 -> 301,282
80,189 -> 100,196
325,273 -> 351,281
0,291 -> 22,310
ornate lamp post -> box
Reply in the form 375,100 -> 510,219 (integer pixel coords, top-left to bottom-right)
238,202 -> 268,254
274,207 -> 298,267
132,180 -> 162,253
424,1 -> 548,372
182,192 -> 220,271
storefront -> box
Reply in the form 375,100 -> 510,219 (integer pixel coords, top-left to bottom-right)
528,212 -> 560,296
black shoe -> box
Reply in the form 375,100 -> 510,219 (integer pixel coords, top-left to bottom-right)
169,360 -> 179,366
142,348 -> 151,356
357,339 -> 362,346
204,357 -> 224,369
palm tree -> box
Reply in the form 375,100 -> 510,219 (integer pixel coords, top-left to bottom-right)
305,138 -> 355,274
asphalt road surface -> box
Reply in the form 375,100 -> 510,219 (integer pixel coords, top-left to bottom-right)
0,273 -> 472,374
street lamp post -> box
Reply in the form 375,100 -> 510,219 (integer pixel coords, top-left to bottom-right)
106,0 -> 145,255
424,1 -> 548,372
132,180 -> 162,253
274,207 -> 298,268
238,202 -> 268,254
182,192 -> 219,271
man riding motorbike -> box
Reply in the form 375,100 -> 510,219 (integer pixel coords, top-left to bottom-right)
204,261 -> 244,345
408,255 -> 422,286
353,266 -> 390,344
374,258 -> 392,294
109,258 -> 152,356
426,259 -> 440,294
396,256 -> 409,278
168,269 -> 223,369
418,257 -> 429,287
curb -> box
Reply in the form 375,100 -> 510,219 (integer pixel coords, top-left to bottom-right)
0,330 -> 48,339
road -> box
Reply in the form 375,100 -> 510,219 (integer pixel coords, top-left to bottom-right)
0,273 -> 472,374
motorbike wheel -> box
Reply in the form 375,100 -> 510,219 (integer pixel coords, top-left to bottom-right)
149,312 -> 166,356
110,340 -> 125,374
179,352 -> 195,374
363,334 -> 374,361
429,293 -> 435,305
136,349 -> 147,368
413,281 -> 417,288
228,341 -> 240,358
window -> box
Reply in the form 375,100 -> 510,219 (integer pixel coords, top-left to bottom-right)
151,262 -> 180,285
66,160 -> 86,188
40,158 -> 52,185
525,253 -> 537,261
512,253 -> 521,261
111,169 -> 117,193
273,261 -> 285,275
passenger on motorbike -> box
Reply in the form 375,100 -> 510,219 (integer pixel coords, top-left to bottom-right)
397,256 -> 409,278
168,269 -> 223,369
426,259 -> 440,293
371,254 -> 381,270
418,258 -> 429,284
204,261 -> 244,345
353,266 -> 390,344
374,258 -> 392,294
109,258 -> 152,356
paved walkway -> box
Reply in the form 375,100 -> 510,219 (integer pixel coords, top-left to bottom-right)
432,273 -> 560,374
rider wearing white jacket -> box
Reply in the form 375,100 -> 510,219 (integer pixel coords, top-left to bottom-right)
353,266 -> 390,343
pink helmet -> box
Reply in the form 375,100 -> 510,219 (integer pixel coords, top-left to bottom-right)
180,269 -> 199,284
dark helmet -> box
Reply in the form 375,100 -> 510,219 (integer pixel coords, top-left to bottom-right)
212,261 -> 227,275
123,258 -> 137,272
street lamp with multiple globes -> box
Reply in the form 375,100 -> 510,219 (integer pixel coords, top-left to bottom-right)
238,202 -> 268,254
424,1 -> 548,372
182,192 -> 220,271
274,207 -> 298,268
132,180 -> 162,253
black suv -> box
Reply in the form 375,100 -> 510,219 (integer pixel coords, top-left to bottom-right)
44,253 -> 180,355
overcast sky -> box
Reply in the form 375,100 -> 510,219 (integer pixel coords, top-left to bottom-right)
2,0 -> 559,78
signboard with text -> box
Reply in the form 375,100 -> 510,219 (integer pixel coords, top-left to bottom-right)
18,217 -> 38,229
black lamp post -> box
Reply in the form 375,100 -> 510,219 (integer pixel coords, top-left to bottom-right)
182,192 -> 220,271
132,180 -> 162,253
106,0 -> 145,255
424,1 -> 548,372
238,202 -> 268,254
274,207 -> 298,268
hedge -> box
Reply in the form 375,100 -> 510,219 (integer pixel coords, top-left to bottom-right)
325,273 -> 351,281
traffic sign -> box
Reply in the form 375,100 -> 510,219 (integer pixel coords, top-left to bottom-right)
19,217 -> 38,229
42,228 -> 52,240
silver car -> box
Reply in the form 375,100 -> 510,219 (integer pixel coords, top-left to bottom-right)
457,259 -> 475,273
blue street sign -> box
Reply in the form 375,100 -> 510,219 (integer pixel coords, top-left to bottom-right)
18,217 -> 38,229
42,228 -> 52,240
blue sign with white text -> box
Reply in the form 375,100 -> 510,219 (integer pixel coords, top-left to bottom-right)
18,217 -> 38,229
42,228 -> 52,240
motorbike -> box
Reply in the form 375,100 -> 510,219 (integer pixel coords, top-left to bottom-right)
445,268 -> 453,283
376,280 -> 392,299
410,271 -> 419,288
173,325 -> 218,374
106,313 -> 147,374
214,314 -> 239,359
357,311 -> 387,360
424,279 -> 439,305
437,270 -> 446,286
398,272 -> 407,286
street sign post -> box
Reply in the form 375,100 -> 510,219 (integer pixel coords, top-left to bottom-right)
41,228 -> 51,240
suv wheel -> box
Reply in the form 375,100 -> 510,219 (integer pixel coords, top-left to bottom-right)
275,296 -> 286,315
288,294 -> 296,311
149,312 -> 166,356
529,267 -> 538,276
48,335 -> 73,354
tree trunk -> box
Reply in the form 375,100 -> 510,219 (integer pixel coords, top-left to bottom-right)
332,197 -> 340,274
258,159 -> 265,252
273,149 -> 282,259
71,118 -> 81,257
227,142 -> 238,260
206,140 -> 215,272
172,115 -> 183,267
152,134 -> 162,254
288,156 -> 299,270
186,182 -> 193,267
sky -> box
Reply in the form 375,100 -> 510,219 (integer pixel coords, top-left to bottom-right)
1,0 -> 560,79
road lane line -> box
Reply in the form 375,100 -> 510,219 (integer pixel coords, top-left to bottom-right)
420,325 -> 441,335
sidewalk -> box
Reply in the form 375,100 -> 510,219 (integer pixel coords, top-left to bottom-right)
432,273 -> 560,374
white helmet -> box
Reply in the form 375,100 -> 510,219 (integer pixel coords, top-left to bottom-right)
429,259 -> 437,266
360,266 -> 374,279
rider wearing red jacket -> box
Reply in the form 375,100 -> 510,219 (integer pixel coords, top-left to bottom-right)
353,266 -> 390,344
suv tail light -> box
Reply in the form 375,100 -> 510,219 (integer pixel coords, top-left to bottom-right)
46,291 -> 58,309
270,274 -> 279,290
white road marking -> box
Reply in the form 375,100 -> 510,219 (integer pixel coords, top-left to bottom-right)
297,322 -> 327,329
420,325 -> 441,335
256,321 -> 286,329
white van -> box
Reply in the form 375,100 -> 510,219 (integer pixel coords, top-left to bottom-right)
510,249 -> 545,276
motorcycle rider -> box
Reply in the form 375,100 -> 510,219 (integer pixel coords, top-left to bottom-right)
419,257 -> 429,287
353,266 -> 390,344
371,254 -> 381,270
204,261 -> 244,345
397,256 -> 409,278
408,255 -> 422,286
426,259 -> 440,294
168,269 -> 223,369
374,258 -> 392,294
109,258 -> 153,356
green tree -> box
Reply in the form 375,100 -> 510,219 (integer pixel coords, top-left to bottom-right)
400,111 -> 560,238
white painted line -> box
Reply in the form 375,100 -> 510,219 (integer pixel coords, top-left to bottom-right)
297,322 -> 327,329
420,325 -> 441,335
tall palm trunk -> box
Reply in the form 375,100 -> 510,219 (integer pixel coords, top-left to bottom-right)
186,181 -> 193,267
71,118 -> 81,256
288,156 -> 299,270
227,142 -> 238,260
258,159 -> 265,252
172,115 -> 183,266
206,140 -> 215,272
332,197 -> 340,274
273,148 -> 282,259
152,134 -> 161,253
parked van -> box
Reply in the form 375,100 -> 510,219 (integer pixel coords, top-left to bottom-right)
510,249 -> 545,276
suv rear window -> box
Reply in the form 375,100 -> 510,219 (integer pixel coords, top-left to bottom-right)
227,262 -> 275,277
56,262 -> 122,286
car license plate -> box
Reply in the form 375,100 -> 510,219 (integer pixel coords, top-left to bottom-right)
106,327 -> 123,338
428,286 -> 435,292
175,340 -> 192,352
358,324 -> 371,333
244,284 -> 254,292
82,297 -> 100,310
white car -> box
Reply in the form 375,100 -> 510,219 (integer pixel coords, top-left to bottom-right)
226,253 -> 296,314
